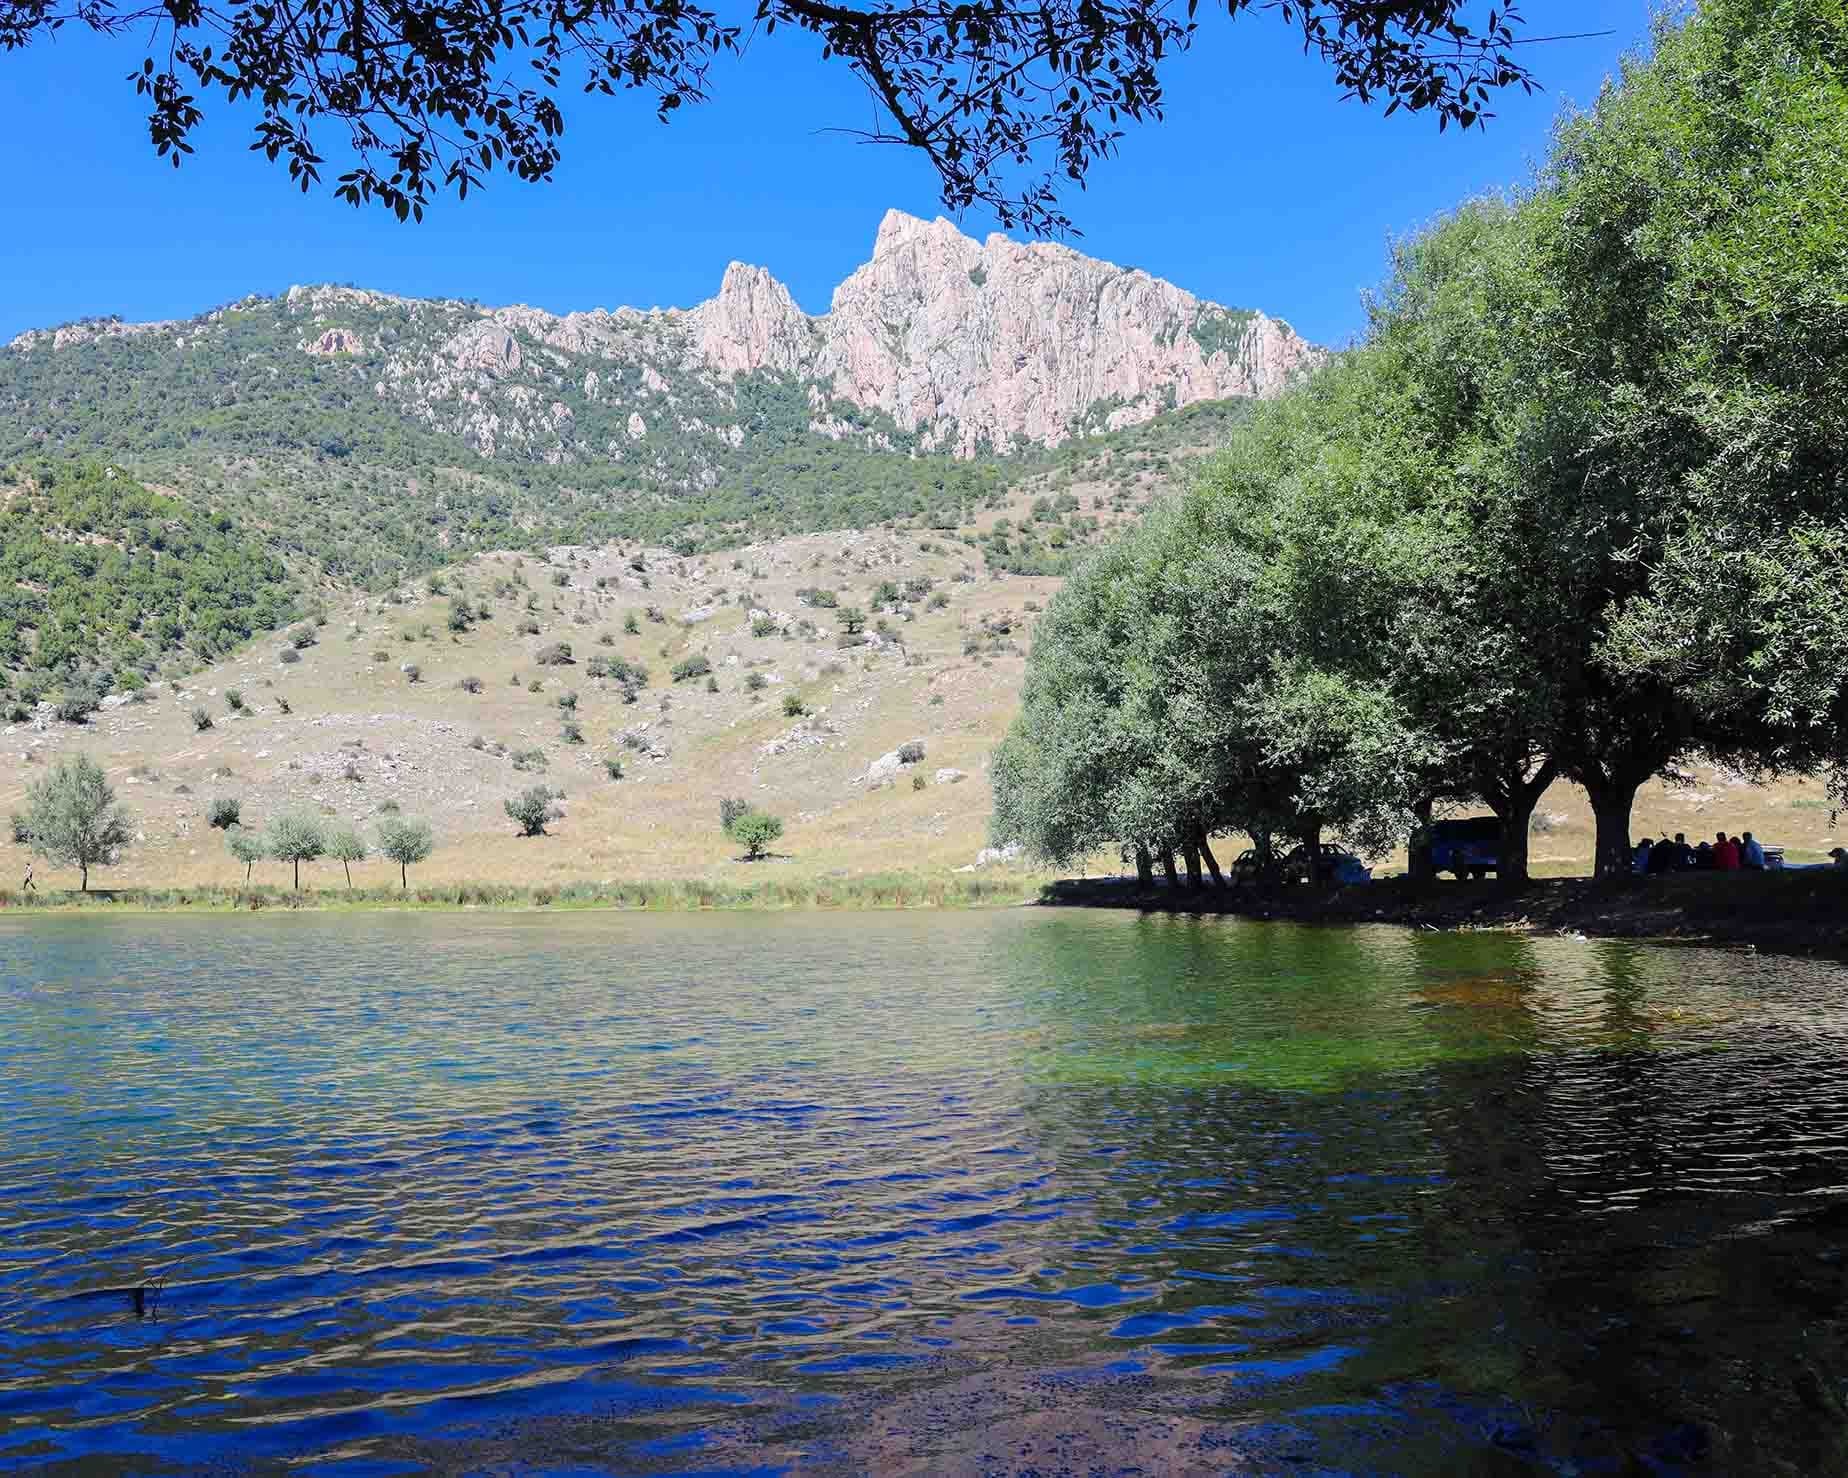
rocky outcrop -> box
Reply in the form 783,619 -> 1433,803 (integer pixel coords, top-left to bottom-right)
305,328 -> 364,355
689,263 -> 814,377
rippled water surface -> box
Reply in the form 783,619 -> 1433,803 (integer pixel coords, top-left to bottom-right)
6,911 -> 1848,1474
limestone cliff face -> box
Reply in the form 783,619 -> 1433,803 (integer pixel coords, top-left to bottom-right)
802,210 -> 1320,452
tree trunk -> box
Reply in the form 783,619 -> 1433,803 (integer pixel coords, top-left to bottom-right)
1160,849 -> 1179,890
343,859 -> 352,888
1134,845 -> 1153,888
1197,833 -> 1223,887
1408,796 -> 1435,882
1586,780 -> 1640,879
80,863 -> 87,892
1181,841 -> 1202,890
401,862 -> 409,890
244,861 -> 253,882
292,857 -> 300,890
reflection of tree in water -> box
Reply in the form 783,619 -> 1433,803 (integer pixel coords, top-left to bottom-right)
1410,938 -> 1848,1471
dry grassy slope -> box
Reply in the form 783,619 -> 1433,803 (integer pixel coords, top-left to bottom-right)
0,523 -> 1067,891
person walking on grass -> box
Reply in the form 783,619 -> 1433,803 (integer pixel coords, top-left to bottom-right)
21,860 -> 33,893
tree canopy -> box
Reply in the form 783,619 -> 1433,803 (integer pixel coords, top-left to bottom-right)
23,754 -> 134,890
1,0 -> 1530,231
993,0 -> 1848,880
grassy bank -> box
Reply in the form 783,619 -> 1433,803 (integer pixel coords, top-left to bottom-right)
1042,869 -> 1848,959
0,872 -> 1041,914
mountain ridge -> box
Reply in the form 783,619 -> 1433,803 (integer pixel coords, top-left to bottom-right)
7,210 -> 1321,459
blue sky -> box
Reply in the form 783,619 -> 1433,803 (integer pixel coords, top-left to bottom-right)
0,3 -> 1646,347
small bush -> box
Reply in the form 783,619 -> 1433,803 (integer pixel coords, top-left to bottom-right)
603,757 -> 624,780
705,675 -> 719,693
744,671 -> 767,693
377,798 -> 401,814
556,690 -> 578,711
289,626 -> 318,650
782,693 -> 806,717
10,812 -> 30,843
598,630 -> 615,646
560,720 -> 584,744
457,675 -> 484,694
752,616 -> 779,638
623,612 -> 641,635
511,747 -> 549,772
403,664 -> 421,684
371,650 -> 390,664
279,646 -> 301,665
468,734 -> 486,750
208,796 -> 241,829
671,654 -> 712,683
912,772 -> 927,791
225,690 -> 244,712
527,679 -> 543,693
898,741 -> 926,764
518,618 -> 542,636
730,810 -> 784,860
719,796 -> 751,834
191,706 -> 213,732
56,691 -> 97,724
535,642 -> 574,666
276,695 -> 292,713
506,785 -> 553,836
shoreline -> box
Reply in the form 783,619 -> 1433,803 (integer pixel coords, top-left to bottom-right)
1040,870 -> 1848,960
0,873 -> 1042,915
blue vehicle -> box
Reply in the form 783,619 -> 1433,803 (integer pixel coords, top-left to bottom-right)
1421,815 -> 1503,880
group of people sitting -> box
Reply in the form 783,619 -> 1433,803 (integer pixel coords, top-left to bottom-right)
1632,830 -> 1768,874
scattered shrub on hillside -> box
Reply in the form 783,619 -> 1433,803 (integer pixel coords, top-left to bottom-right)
457,675 -> 483,694
505,785 -> 553,836
518,618 -> 541,636
4,702 -> 29,723
468,734 -> 486,750
208,796 -> 241,829
752,616 -> 779,638
838,607 -> 868,635
225,690 -> 244,712
603,757 -> 623,780
191,706 -> 213,732
798,586 -> 838,609
928,694 -> 944,706
730,810 -> 784,860
509,672 -> 522,685
597,630 -> 614,646
912,773 -> 927,791
623,611 -> 640,635
279,646 -> 301,665
527,679 -> 543,693
342,761 -> 363,782
744,671 -> 767,693
377,799 -> 401,814
928,591 -> 950,610
275,695 -> 291,713
56,690 -> 97,724
821,661 -> 845,677
898,741 -> 926,764
718,796 -> 750,834
705,675 -> 719,693
560,720 -> 584,745
551,570 -> 570,587
403,664 -> 421,684
289,626 -> 318,650
556,690 -> 578,711
782,693 -> 806,717
446,599 -> 472,633
621,732 -> 648,751
511,747 -> 549,772
644,606 -> 665,624
9,812 -> 30,843
671,654 -> 711,683
535,642 -> 574,666
371,650 -> 390,664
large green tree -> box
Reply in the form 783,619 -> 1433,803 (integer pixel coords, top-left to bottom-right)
24,754 -> 133,891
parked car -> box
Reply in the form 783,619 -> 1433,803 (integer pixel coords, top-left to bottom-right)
1417,815 -> 1503,880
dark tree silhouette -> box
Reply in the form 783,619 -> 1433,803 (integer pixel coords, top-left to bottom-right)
1,0 -> 1532,233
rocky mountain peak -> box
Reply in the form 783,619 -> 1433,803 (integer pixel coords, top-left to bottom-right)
692,262 -> 813,376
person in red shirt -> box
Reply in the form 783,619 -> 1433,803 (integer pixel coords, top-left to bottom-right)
1714,831 -> 1742,870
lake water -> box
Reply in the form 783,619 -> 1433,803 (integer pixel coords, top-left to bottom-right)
4,911 -> 1848,1474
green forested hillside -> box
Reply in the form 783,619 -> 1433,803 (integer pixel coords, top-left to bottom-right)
0,463 -> 297,698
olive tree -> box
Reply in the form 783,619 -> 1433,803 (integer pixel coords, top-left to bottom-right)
263,812 -> 326,890
730,811 -> 784,860
23,755 -> 133,891
226,824 -> 264,882
377,817 -> 434,888
505,786 -> 552,837
326,825 -> 368,887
